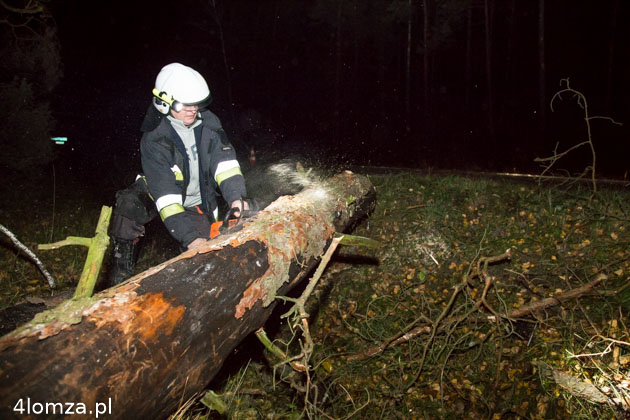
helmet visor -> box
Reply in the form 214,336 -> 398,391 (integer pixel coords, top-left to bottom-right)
182,93 -> 212,110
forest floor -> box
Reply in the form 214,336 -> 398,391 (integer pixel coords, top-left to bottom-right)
190,169 -> 630,419
0,166 -> 629,419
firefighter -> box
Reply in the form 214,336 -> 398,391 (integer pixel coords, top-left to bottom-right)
108,63 -> 248,286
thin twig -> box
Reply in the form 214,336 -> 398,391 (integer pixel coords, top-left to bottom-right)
0,223 -> 55,288
566,342 -> 614,359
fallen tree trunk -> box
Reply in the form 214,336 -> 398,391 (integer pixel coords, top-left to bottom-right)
0,171 -> 375,419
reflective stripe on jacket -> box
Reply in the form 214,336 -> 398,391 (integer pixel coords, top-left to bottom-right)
140,109 -> 247,246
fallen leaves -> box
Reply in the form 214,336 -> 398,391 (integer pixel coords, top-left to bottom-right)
147,171 -> 630,419
326,174 -> 630,417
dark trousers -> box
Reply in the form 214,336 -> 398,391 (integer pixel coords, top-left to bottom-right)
108,179 -> 215,286
111,178 -> 215,245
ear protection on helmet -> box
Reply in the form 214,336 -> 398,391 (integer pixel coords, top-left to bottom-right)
152,89 -> 185,114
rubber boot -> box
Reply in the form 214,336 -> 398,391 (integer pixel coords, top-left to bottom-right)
108,238 -> 138,287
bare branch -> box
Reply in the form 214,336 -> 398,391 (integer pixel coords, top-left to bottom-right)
538,78 -> 623,194
0,0 -> 43,15
490,273 -> 607,320
0,223 -> 55,288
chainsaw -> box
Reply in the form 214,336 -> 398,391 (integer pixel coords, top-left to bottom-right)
210,198 -> 260,239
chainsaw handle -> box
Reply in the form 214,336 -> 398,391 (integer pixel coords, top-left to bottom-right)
223,199 -> 244,225
216,198 -> 259,236
218,199 -> 245,235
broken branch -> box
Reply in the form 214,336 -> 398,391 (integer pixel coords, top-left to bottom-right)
0,223 -> 55,288
498,273 -> 606,320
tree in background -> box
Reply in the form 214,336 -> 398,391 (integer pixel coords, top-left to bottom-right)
538,0 -> 546,142
182,0 -> 628,175
0,0 -> 61,174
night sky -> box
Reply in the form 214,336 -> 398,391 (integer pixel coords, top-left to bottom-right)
46,0 -> 630,188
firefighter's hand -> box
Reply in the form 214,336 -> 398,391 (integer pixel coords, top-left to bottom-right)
187,238 -> 208,249
230,199 -> 250,218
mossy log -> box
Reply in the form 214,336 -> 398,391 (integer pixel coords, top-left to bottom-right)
0,171 -> 375,419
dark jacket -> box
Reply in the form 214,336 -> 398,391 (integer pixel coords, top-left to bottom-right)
140,109 -> 246,246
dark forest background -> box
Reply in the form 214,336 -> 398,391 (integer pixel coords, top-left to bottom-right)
2,0 -> 629,194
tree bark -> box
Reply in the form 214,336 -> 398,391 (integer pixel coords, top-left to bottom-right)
405,0 -> 413,133
210,0 -> 233,109
0,171 -> 376,419
422,0 -> 430,123
538,0 -> 546,142
605,0 -> 619,113
483,0 -> 495,146
464,2 -> 472,114
333,0 -> 343,144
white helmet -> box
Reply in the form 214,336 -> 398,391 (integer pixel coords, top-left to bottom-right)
152,63 -> 211,114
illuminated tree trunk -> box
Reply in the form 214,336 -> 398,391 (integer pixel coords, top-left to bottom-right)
0,171 -> 376,420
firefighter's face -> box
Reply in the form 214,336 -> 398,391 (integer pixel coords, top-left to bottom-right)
171,105 -> 199,126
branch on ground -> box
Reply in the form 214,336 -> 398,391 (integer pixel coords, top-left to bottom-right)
534,361 -> 629,411
492,273 -> 607,320
348,249 -> 512,362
